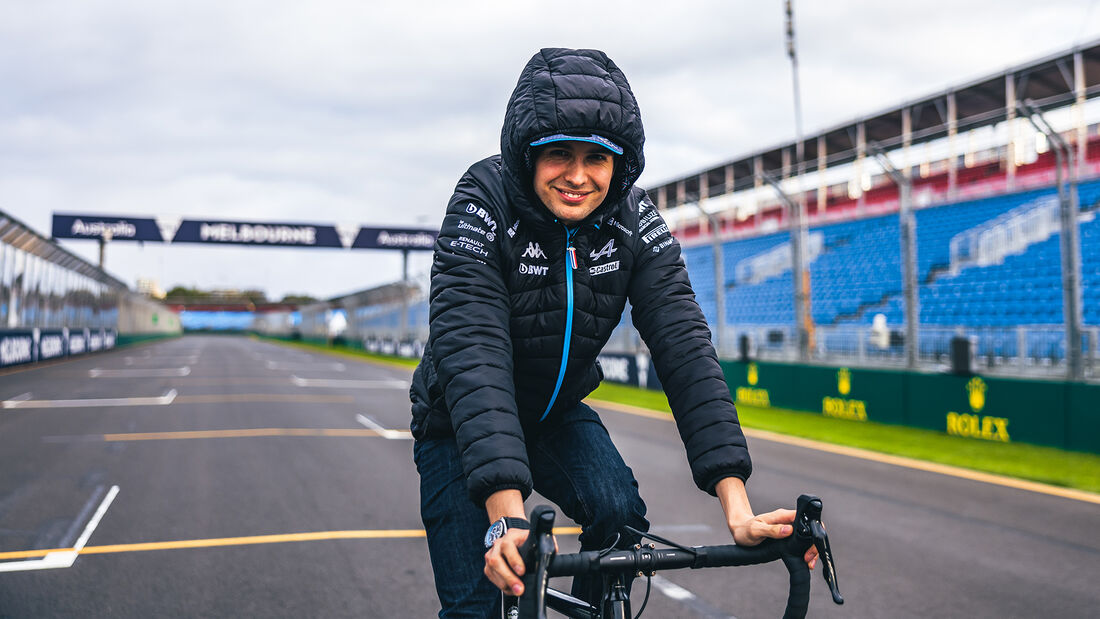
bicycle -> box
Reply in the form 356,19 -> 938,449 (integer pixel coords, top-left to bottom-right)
504,494 -> 843,619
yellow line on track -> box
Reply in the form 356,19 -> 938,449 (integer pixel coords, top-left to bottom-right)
586,398 -> 1100,505
173,394 -> 354,404
0,527 -> 584,561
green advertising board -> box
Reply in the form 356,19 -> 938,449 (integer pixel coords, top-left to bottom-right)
721,359 -> 1097,454
723,361 -> 908,426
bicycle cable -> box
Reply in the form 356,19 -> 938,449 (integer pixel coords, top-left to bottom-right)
632,575 -> 652,619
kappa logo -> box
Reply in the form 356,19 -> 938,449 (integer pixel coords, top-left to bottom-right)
590,239 -> 617,261
522,242 -> 547,259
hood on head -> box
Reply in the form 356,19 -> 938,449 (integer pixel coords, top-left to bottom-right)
501,48 -> 646,228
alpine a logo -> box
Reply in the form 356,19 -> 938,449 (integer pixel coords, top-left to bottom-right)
590,239 -> 617,261
522,242 -> 547,259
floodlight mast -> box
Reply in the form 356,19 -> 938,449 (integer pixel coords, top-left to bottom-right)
692,202 -> 727,357
785,0 -> 811,361
1017,100 -> 1084,380
868,143 -> 919,369
759,172 -> 808,360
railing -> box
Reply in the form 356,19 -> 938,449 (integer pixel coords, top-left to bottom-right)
949,195 -> 1059,274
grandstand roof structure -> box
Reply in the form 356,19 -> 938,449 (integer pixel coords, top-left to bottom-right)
652,38 -> 1100,210
0,208 -> 128,289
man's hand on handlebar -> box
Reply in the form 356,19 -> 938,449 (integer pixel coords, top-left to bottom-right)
728,508 -> 819,570
715,477 -> 819,570
484,528 -> 534,596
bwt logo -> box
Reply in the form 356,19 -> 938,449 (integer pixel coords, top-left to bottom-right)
465,203 -> 498,232
518,263 -> 548,276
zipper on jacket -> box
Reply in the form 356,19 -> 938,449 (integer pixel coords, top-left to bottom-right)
540,225 -> 578,421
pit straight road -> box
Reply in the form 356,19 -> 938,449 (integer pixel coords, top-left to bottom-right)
0,336 -> 1096,617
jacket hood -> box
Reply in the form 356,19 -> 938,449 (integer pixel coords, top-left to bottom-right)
500,48 -> 646,231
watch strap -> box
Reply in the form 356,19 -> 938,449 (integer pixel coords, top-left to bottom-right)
502,517 -> 530,531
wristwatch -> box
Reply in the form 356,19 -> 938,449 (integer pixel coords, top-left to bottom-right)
484,517 -> 530,549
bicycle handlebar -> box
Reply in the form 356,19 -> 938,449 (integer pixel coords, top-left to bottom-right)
515,494 -> 843,619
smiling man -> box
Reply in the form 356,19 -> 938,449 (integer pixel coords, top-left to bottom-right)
409,48 -> 816,617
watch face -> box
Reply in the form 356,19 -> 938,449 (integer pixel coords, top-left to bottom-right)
484,520 -> 505,548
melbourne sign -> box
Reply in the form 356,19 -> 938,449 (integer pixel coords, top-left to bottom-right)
52,213 -> 436,251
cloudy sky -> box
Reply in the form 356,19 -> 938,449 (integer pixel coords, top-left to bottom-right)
3,0 -> 1099,300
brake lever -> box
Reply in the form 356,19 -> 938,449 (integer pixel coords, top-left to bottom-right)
514,506 -> 557,619
810,519 -> 844,604
793,494 -> 843,606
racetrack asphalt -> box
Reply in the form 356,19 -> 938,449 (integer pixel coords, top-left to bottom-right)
0,335 -> 1096,618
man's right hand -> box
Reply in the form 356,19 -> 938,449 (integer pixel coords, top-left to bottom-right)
484,527 -> 531,596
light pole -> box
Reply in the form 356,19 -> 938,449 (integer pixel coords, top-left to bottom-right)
785,0 -> 810,361
1017,100 -> 1084,380
868,142 -> 919,369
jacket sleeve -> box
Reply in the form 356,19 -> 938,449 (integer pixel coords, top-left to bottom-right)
429,194 -> 532,506
627,194 -> 752,494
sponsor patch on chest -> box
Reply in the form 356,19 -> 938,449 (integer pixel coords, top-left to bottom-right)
519,263 -> 549,276
589,260 -> 620,276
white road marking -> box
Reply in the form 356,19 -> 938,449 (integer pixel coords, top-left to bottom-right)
355,414 -> 412,440
2,390 -> 178,409
6,392 -> 31,402
291,376 -> 408,389
267,361 -> 346,371
125,356 -> 197,365
651,575 -> 696,601
90,367 -> 191,378
0,485 -> 119,573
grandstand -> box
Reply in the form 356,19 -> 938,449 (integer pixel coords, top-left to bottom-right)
299,41 -> 1100,383
644,39 -> 1100,381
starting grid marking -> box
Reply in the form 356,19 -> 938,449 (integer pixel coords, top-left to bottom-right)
291,375 -> 409,389
0,485 -> 119,573
1,391 -> 356,409
89,367 -> 191,378
42,427 -> 412,442
2,390 -> 178,409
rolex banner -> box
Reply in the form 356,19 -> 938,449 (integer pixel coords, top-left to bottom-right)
721,360 -> 1097,454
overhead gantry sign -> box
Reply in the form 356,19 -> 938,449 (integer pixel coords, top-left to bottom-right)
51,214 -> 437,251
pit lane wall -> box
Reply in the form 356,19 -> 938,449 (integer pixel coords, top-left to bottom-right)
720,360 -> 1100,454
0,328 -> 119,368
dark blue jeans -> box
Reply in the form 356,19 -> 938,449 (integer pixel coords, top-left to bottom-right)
414,402 -> 649,618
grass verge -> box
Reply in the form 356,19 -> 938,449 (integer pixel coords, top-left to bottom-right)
589,382 -> 1100,495
252,336 -> 420,369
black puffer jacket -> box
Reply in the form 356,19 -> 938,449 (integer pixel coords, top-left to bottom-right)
410,48 -> 750,505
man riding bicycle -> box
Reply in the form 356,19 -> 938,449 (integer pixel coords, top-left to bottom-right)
410,48 -> 816,617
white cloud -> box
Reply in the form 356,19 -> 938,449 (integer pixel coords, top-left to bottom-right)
2,0 -> 1099,297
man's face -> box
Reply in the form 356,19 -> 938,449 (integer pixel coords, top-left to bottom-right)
532,141 -> 616,225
